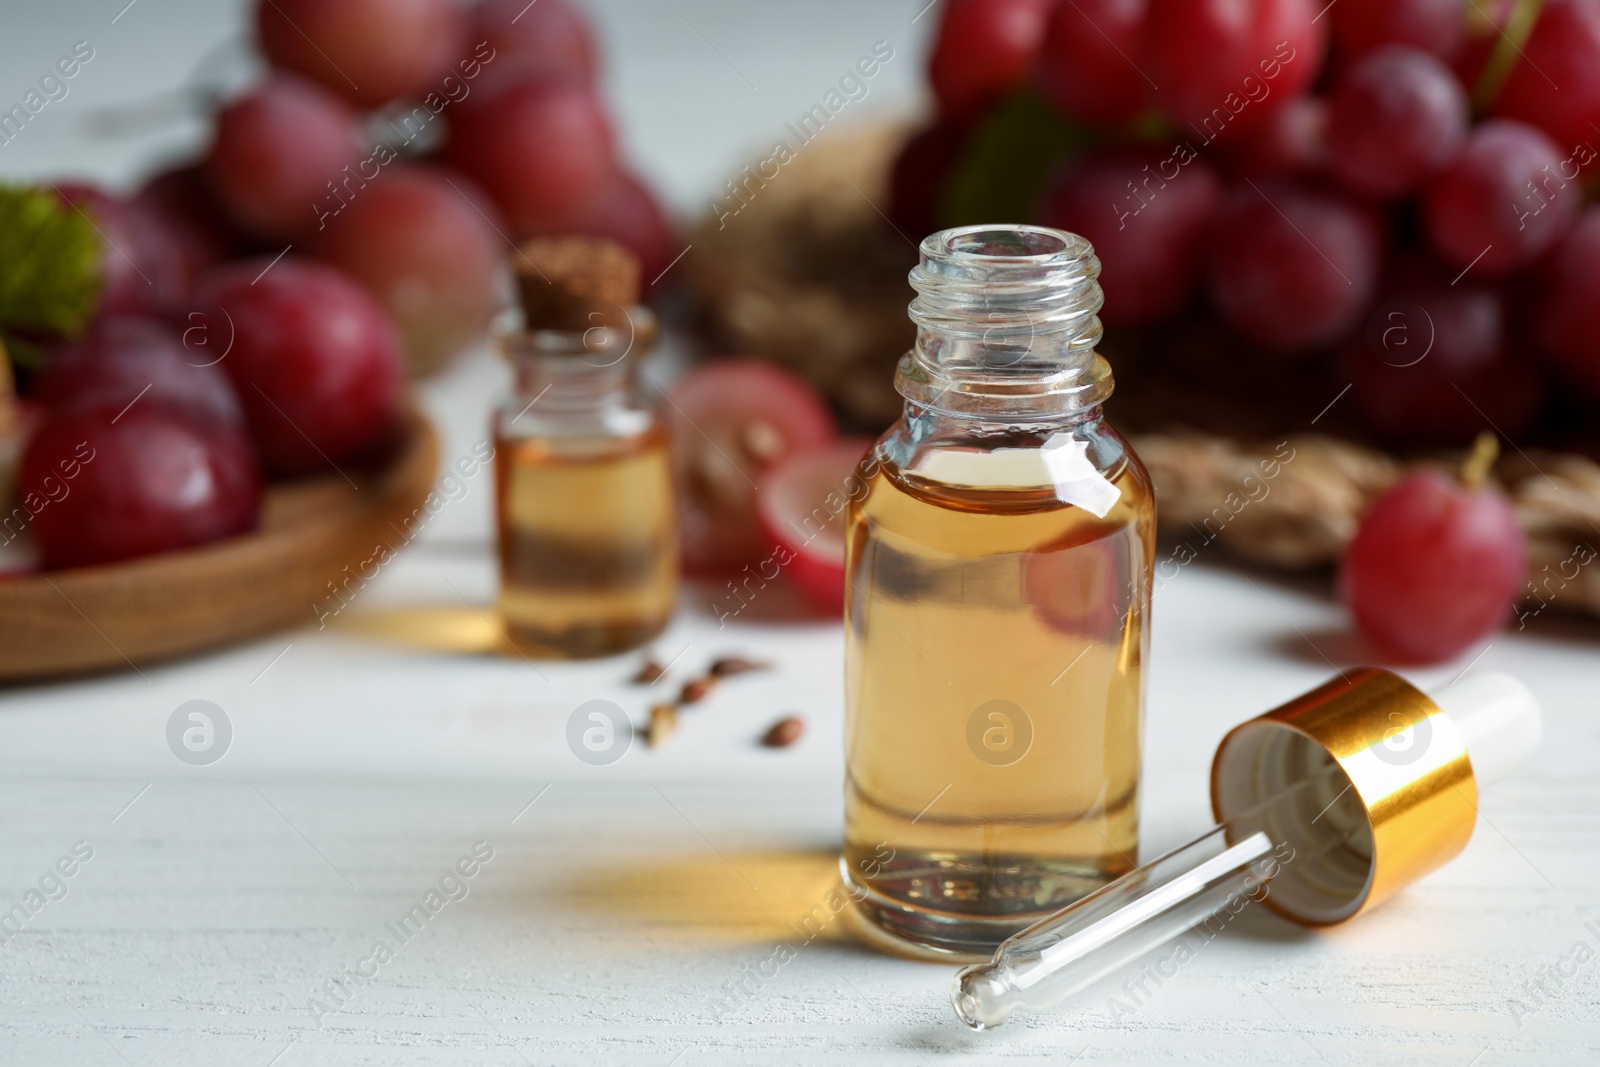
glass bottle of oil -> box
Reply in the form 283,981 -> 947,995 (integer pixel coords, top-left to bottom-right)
493,239 -> 678,658
843,225 -> 1155,959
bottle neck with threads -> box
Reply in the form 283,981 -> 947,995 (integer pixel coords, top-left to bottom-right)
897,224 -> 1112,429
883,224 -> 1129,490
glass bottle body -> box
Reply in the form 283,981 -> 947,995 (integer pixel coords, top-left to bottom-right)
844,409 -> 1154,958
493,324 -> 678,658
842,224 -> 1154,960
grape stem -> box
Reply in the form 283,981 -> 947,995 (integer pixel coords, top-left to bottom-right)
1459,432 -> 1500,491
1472,0 -> 1543,112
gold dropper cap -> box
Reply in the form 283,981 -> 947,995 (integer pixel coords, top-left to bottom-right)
1210,666 -> 1495,926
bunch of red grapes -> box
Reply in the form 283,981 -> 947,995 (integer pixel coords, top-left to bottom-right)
12,0 -> 675,573
893,0 -> 1599,660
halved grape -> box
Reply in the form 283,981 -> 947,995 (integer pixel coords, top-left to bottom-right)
756,437 -> 876,611
667,359 -> 837,575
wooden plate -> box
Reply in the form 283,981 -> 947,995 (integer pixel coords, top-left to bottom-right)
0,406 -> 440,681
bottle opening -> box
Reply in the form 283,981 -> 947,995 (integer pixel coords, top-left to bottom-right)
941,226 -> 1073,260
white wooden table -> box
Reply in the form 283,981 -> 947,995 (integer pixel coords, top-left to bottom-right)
3,3 -> 1598,1064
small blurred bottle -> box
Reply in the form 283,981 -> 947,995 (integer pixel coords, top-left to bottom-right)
493,238 -> 677,658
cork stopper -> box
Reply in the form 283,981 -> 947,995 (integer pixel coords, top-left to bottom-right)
514,237 -> 640,332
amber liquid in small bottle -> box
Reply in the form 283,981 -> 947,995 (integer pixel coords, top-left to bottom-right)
844,452 -> 1153,955
495,421 -> 677,657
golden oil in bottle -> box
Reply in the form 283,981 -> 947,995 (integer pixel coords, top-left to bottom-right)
842,225 -> 1155,959
495,421 -> 677,657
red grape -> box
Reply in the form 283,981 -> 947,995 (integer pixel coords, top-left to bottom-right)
1143,0 -> 1325,130
1218,93 -> 1326,176
35,316 -> 245,429
54,183 -> 186,318
132,165 -> 245,301
255,0 -> 467,108
1326,46 -> 1469,198
888,122 -> 968,240
1330,0 -> 1467,62
556,168 -> 678,289
21,402 -> 261,570
1531,206 -> 1600,401
1344,257 -> 1543,443
470,0 -> 597,86
1205,180 -> 1382,351
667,359 -> 837,575
1037,0 -> 1150,125
928,0 -> 1052,123
1492,0 -> 1600,159
443,77 -> 616,237
1422,119 -> 1578,277
756,437 -> 876,611
194,258 -> 403,477
205,74 -> 365,240
1039,145 -> 1221,327
311,166 -> 503,374
1339,455 -> 1526,662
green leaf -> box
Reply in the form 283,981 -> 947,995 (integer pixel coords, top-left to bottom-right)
0,184 -> 102,338
938,91 -> 1097,229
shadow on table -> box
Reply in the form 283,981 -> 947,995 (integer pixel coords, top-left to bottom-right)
555,848 -> 880,955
